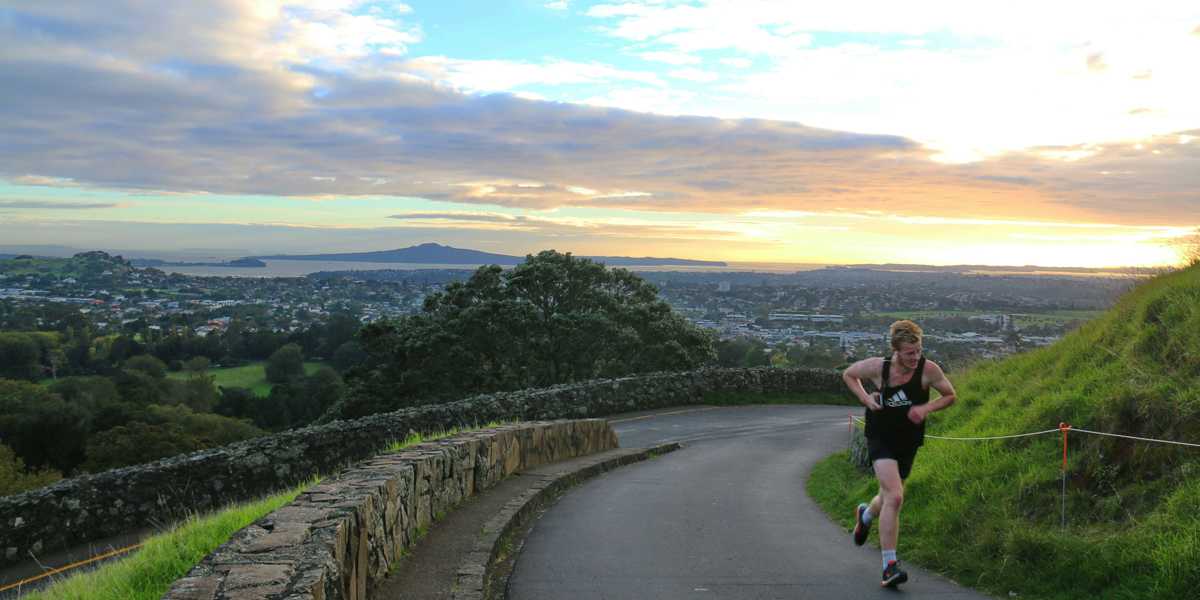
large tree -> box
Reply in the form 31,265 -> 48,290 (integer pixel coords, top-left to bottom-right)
338,251 -> 714,418
265,343 -> 305,384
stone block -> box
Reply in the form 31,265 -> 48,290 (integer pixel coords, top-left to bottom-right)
162,575 -> 222,600
237,521 -> 312,554
221,563 -> 292,596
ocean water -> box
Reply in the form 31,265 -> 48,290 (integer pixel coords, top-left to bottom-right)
151,259 -> 835,278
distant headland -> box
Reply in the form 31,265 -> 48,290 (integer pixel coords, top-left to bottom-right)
249,243 -> 728,267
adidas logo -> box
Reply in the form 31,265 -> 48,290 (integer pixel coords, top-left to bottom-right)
884,389 -> 911,408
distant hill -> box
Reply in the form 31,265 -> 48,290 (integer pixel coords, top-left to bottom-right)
0,250 -> 136,279
250,243 -> 726,267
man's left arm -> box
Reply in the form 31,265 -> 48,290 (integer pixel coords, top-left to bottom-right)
908,361 -> 956,424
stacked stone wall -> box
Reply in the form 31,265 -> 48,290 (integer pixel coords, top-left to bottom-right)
163,420 -> 618,600
0,366 -> 850,566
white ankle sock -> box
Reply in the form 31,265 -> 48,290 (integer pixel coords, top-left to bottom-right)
882,550 -> 897,569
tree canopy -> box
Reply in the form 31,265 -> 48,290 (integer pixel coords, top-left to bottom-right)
337,251 -> 714,418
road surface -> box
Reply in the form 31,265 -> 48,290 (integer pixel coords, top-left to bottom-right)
508,404 -> 992,599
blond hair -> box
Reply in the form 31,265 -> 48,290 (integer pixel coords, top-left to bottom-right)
889,320 -> 923,351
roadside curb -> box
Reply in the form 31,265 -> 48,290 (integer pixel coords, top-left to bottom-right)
451,442 -> 682,600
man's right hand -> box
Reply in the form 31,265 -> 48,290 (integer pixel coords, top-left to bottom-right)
865,391 -> 883,411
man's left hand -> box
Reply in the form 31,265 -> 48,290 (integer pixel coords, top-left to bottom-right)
907,405 -> 928,424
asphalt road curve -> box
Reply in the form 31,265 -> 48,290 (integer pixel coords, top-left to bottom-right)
508,405 -> 992,600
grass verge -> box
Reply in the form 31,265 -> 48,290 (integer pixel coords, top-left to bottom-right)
21,482 -> 308,600
807,265 -> 1200,599
807,448 -> 1200,600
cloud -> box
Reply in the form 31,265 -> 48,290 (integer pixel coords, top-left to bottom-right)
0,199 -> 121,210
0,1 -> 1197,232
401,56 -> 663,91
638,51 -> 700,65
581,2 -> 1200,155
544,1 -> 569,10
388,212 -> 520,223
669,68 -> 718,82
1086,52 -> 1108,72
9,175 -> 79,187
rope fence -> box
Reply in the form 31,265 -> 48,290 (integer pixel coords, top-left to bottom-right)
846,413 -> 1200,529
0,543 -> 143,595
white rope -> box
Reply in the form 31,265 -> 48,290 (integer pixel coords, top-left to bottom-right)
850,415 -> 1200,447
849,416 -> 1058,440
925,429 -> 1061,441
1070,427 -> 1200,448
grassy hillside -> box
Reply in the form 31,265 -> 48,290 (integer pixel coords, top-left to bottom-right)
167,361 -> 325,396
808,264 -> 1200,600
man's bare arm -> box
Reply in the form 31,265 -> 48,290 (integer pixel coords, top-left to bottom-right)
842,357 -> 883,411
908,361 -> 956,423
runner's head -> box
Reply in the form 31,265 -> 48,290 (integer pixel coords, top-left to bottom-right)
889,320 -> 923,369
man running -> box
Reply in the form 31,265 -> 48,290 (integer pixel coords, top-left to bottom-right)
841,320 -> 957,588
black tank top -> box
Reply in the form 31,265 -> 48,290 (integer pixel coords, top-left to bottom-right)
864,356 -> 930,447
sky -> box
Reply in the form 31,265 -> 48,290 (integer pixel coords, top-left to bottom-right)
1,1 -> 1198,267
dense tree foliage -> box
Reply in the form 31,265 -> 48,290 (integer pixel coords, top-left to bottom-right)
265,343 -> 305,383
337,251 -> 715,418
0,379 -> 92,473
81,404 -> 263,472
0,443 -> 60,496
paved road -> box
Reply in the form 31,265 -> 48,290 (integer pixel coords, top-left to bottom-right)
509,405 -> 993,599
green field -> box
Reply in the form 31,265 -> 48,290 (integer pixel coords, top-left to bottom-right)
168,361 -> 326,396
811,265 -> 1200,599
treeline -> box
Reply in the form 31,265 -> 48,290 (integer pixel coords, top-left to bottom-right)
334,251 -> 717,418
0,316 -> 361,495
2,251 -> 719,495
714,336 -> 849,370
0,312 -> 365,380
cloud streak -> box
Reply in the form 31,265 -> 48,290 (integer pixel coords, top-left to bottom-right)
0,199 -> 122,210
0,1 -> 1196,244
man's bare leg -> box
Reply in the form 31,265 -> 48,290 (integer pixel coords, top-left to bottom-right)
873,459 -> 904,552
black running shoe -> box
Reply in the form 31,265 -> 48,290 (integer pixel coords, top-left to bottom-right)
881,560 -> 908,588
853,503 -> 871,546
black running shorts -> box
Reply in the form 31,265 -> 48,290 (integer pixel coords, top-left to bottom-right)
867,438 -> 919,480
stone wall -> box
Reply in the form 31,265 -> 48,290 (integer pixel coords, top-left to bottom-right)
0,366 -> 851,567
162,420 -> 617,600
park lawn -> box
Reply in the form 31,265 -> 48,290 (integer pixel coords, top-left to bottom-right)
168,361 -> 325,396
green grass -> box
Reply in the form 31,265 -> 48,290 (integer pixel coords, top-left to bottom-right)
21,481 -> 309,600
808,264 -> 1200,599
700,390 -> 857,406
26,422 -> 516,600
168,361 -> 325,396
385,421 -> 508,453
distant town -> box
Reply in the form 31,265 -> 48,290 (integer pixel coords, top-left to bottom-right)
1,249 -> 1142,371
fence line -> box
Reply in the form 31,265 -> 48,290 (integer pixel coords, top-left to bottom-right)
845,415 -> 1198,529
1070,427 -> 1200,448
848,416 -> 1199,448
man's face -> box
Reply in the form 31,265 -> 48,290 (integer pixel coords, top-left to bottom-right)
896,342 -> 922,370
